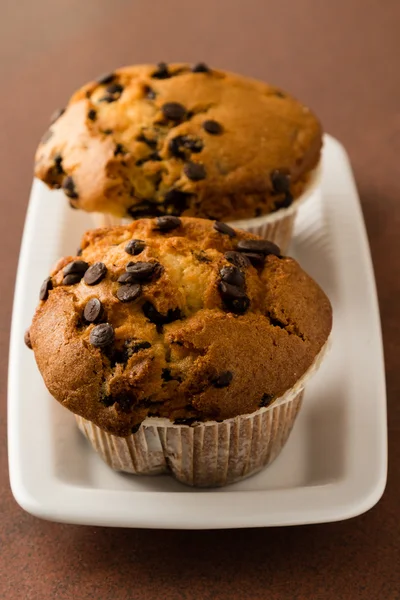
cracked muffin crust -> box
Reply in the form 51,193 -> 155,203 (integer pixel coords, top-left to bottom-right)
28,217 -> 332,436
35,62 -> 322,221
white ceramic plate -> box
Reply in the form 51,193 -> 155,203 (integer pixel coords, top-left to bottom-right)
8,135 -> 387,529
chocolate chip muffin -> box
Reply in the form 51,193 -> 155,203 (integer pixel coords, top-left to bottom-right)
34,62 -> 322,230
28,217 -> 331,486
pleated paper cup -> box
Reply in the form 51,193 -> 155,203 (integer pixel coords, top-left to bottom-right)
90,163 -> 321,254
76,336 -> 330,488
227,162 -> 321,253
90,213 -> 130,229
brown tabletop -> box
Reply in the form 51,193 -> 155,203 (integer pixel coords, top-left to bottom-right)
1,1 -> 399,598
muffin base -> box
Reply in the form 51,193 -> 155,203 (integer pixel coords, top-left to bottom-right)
229,161 -> 321,252
76,390 -> 303,487
236,210 -> 296,254
75,334 -> 330,487
90,163 -> 321,254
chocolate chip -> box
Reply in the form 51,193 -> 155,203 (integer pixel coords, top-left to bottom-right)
99,95 -> 116,103
116,283 -> 142,303
212,371 -> 233,388
128,202 -> 165,219
271,169 -> 291,194
87,109 -> 97,121
135,151 -> 161,166
148,410 -> 161,418
125,239 -> 145,256
115,394 -> 135,413
203,120 -> 223,135
106,82 -> 123,95
162,102 -> 186,121
142,302 -> 162,324
164,189 -> 191,214
41,129 -> 54,144
126,261 -> 162,282
89,323 -> 114,348
224,251 -> 251,269
184,162 -> 206,181
152,62 -> 170,79
112,339 -> 151,364
137,133 -> 157,149
214,221 -> 235,237
130,340 -> 151,353
242,252 -> 265,268
96,72 -> 115,85
100,394 -> 115,407
24,329 -> 32,349
185,138 -> 203,153
260,393 -> 274,407
218,281 -> 250,314
39,277 -> 52,301
220,266 -> 245,288
154,216 -> 181,232
84,262 -> 107,285
117,272 -> 135,284
173,417 -> 198,426
142,302 -> 182,325
274,193 -> 293,209
108,338 -> 151,365
62,176 -> 78,199
169,135 -> 203,159
192,63 -> 210,73
143,85 -> 156,100
54,154 -> 64,174
114,143 -> 125,156
63,260 -> 89,277
168,137 -> 187,159
83,298 -> 103,323
99,83 -> 124,103
236,239 -> 281,257
125,261 -> 155,279
63,273 -> 83,285
194,251 -> 211,263
50,108 -> 65,124
162,368 -> 173,382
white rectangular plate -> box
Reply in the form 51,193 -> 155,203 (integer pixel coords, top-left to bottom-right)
8,135 -> 387,529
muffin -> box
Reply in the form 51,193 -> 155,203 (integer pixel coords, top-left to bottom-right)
34,62 -> 322,252
27,217 -> 332,487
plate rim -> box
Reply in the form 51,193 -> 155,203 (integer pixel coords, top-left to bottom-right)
8,134 -> 388,529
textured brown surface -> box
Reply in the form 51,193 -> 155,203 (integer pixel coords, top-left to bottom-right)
30,218 -> 331,435
34,63 -> 321,220
0,1 -> 399,599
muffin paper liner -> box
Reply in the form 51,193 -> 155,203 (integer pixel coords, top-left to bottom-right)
235,210 -> 296,254
75,336 -> 330,488
227,162 -> 321,252
90,163 -> 321,254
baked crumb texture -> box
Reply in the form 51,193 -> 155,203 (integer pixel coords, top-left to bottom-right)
35,63 -> 322,221
29,218 -> 332,436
